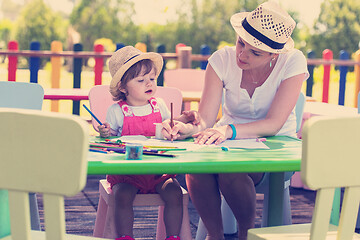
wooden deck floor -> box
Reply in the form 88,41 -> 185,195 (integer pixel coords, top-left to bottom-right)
35,175 -> 316,239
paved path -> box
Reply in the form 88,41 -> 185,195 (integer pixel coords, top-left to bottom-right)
35,175 -> 316,239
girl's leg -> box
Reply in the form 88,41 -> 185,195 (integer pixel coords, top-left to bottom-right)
186,174 -> 224,240
156,178 -> 183,237
112,182 -> 138,238
218,172 -> 263,240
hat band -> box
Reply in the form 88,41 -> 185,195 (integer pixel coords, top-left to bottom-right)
124,54 -> 140,64
242,18 -> 285,50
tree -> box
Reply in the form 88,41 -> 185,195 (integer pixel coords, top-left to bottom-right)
0,19 -> 14,48
70,0 -> 138,51
309,0 -> 360,58
140,0 -> 266,55
14,0 -> 67,51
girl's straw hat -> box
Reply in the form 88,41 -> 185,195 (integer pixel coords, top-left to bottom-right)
109,46 -> 163,91
230,1 -> 296,53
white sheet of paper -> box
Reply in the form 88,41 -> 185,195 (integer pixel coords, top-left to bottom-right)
114,136 -> 269,150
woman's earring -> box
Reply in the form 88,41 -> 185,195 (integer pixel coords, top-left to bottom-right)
269,57 -> 275,68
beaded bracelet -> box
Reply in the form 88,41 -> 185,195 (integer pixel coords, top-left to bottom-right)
229,124 -> 236,140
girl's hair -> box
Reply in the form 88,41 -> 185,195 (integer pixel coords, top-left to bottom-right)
112,59 -> 156,101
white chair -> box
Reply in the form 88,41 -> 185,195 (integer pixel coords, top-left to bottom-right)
88,85 -> 192,240
0,81 -> 44,233
248,115 -> 360,240
195,92 -> 307,239
0,108 -> 105,240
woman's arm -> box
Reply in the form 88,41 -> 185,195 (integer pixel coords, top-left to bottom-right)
194,73 -> 306,144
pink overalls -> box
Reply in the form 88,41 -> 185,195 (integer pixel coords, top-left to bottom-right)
107,97 -> 175,193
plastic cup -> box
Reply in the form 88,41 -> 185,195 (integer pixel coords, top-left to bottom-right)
154,123 -> 164,139
125,143 -> 143,160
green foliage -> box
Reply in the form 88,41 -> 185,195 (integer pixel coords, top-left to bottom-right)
139,0 -> 265,54
0,19 -> 14,48
308,0 -> 360,58
14,0 -> 67,51
70,0 -> 139,51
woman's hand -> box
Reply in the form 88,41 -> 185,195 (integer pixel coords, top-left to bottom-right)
193,125 -> 229,145
98,122 -> 111,138
181,110 -> 201,125
162,119 -> 196,140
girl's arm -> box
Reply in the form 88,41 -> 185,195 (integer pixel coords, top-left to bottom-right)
194,73 -> 306,145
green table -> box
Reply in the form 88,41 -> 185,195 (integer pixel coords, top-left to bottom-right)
87,136 -> 302,227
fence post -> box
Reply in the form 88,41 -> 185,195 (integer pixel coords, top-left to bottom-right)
156,44 -> 166,86
338,50 -> 349,106
29,41 -> 40,83
94,44 -> 104,85
177,46 -> 192,69
8,40 -> 18,81
322,49 -> 333,103
306,50 -> 316,97
50,41 -> 62,112
116,43 -> 125,50
200,44 -> 211,70
135,42 -> 147,52
73,43 -> 83,115
354,50 -> 360,107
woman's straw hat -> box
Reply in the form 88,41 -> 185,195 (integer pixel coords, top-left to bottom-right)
230,1 -> 296,53
109,46 -> 163,91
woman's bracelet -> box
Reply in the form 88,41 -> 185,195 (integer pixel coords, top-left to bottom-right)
229,124 -> 236,140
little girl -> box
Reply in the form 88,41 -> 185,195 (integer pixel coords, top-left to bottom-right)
98,46 -> 183,240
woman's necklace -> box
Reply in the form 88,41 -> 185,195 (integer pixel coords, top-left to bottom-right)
249,71 -> 258,84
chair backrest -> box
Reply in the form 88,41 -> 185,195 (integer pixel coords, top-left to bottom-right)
358,92 -> 360,113
88,85 -> 183,131
0,108 -> 89,240
295,92 -> 306,132
301,116 -> 360,239
0,81 -> 44,110
164,68 -> 205,91
0,81 -> 45,237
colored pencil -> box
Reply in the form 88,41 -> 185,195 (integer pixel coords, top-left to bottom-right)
89,148 -> 111,154
83,104 -> 103,125
143,152 -> 176,158
170,102 -> 174,143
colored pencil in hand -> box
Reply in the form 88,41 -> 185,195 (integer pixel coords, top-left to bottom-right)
83,104 -> 103,125
170,102 -> 174,142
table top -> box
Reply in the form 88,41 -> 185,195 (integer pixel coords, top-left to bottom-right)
87,136 -> 302,175
304,101 -> 358,116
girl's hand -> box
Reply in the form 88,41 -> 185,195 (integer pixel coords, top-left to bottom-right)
182,110 -> 201,125
193,125 -> 229,145
98,122 -> 111,138
162,120 -> 195,140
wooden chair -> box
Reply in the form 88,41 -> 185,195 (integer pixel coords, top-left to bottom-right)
88,85 -> 183,132
248,115 -> 360,240
0,81 -> 44,234
0,108 -> 105,240
88,85 -> 192,240
164,68 -> 205,111
195,92 -> 307,239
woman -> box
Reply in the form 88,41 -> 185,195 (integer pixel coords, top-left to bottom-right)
163,1 -> 309,239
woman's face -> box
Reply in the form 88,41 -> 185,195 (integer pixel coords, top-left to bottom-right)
235,36 -> 273,70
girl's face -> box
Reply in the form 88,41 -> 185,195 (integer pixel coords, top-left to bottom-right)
121,67 -> 157,106
235,37 -> 274,70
